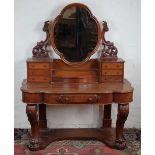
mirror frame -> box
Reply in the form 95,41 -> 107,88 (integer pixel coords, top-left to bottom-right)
50,3 -> 101,65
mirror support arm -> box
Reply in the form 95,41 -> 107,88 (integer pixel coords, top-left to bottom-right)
32,21 -> 50,58
100,21 -> 118,60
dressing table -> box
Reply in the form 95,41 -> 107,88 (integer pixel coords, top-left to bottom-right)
21,3 -> 134,151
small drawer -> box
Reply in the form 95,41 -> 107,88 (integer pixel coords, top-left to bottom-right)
28,63 -> 50,69
28,76 -> 50,82
102,63 -> 123,69
44,94 -> 99,104
101,75 -> 122,82
28,69 -> 50,76
102,70 -> 122,75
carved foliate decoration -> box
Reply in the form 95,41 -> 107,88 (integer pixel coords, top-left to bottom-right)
100,21 -> 118,60
32,21 -> 50,57
26,105 -> 40,150
115,104 -> 129,149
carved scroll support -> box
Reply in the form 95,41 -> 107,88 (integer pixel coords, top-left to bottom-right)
100,21 -> 118,60
32,21 -> 50,58
26,105 -> 40,151
115,104 -> 129,149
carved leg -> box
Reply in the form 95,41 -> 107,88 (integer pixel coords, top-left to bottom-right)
103,104 -> 112,128
39,104 -> 47,129
26,104 -> 40,151
115,104 -> 129,149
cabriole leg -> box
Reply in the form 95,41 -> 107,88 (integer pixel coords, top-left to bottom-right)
115,104 -> 129,149
26,104 -> 40,151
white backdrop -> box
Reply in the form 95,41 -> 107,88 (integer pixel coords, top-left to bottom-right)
15,0 -> 141,128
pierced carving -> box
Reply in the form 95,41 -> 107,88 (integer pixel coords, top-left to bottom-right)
32,21 -> 50,58
115,104 -> 129,149
100,21 -> 118,60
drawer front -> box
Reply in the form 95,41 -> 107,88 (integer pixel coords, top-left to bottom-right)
22,92 -> 43,103
102,70 -> 122,75
28,63 -> 50,69
101,75 -> 122,82
102,63 -> 123,69
28,69 -> 50,76
44,94 -> 99,104
28,76 -> 50,82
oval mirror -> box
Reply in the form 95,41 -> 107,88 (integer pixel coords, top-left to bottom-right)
50,3 -> 101,64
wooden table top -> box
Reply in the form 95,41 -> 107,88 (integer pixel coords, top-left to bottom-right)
21,79 -> 133,94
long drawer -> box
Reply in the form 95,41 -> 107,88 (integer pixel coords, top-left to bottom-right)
44,94 -> 113,104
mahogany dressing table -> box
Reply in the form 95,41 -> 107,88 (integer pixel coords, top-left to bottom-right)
21,3 -> 134,151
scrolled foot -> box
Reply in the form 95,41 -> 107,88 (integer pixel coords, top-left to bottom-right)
115,138 -> 126,149
27,138 -> 40,151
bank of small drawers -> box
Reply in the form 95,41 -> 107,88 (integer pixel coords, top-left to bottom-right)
100,62 -> 124,82
27,62 -> 51,83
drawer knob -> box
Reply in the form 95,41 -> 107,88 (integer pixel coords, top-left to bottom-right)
88,97 -> 96,103
64,97 -> 69,102
116,76 -> 120,80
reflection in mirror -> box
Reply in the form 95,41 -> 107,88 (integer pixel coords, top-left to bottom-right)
54,6 -> 98,62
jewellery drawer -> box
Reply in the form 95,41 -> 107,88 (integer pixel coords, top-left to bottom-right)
28,76 -> 50,82
101,75 -> 123,82
28,69 -> 50,76
102,70 -> 122,75
28,63 -> 50,69
44,94 -> 99,104
102,63 -> 123,69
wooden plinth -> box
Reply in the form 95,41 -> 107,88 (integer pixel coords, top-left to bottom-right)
28,128 -> 117,151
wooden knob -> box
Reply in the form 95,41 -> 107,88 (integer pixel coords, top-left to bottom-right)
65,97 -> 69,101
88,97 -> 93,103
116,76 -> 120,80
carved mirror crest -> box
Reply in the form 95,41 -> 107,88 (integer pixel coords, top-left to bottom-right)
50,3 -> 101,65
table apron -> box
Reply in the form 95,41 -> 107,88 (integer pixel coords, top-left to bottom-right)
22,92 -> 133,104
